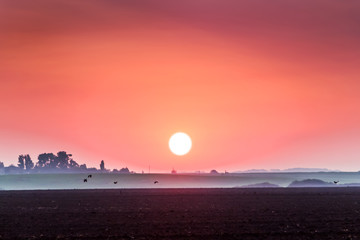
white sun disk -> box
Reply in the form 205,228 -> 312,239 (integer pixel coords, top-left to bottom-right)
169,132 -> 192,156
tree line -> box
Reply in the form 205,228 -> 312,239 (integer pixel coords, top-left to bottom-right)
0,151 -> 131,174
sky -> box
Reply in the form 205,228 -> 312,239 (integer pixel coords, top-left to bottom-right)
0,0 -> 360,172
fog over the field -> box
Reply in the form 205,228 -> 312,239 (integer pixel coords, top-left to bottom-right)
1,172 -> 360,190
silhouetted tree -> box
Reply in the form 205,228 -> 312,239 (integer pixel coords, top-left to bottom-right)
24,154 -> 34,170
56,151 -> 72,169
79,164 -> 87,170
210,169 -> 219,174
69,159 -> 79,168
3,150 -> 100,173
18,155 -> 25,170
48,153 -> 58,168
100,160 -> 105,171
37,154 -> 46,168
36,153 -> 56,168
36,152 -> 74,169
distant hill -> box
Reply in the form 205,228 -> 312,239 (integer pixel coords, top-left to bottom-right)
288,179 -> 334,187
238,182 -> 281,188
235,168 -> 341,173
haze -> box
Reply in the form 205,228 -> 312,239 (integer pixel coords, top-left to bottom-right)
1,0 -> 360,172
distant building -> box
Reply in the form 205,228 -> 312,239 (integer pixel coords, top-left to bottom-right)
100,160 -> 105,171
87,167 -> 98,172
5,165 -> 21,174
119,167 -> 130,174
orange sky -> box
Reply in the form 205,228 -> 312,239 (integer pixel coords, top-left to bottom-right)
1,0 -> 360,172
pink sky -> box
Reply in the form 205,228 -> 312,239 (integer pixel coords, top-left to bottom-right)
0,0 -> 360,172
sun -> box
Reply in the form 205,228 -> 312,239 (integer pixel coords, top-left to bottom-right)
169,132 -> 192,156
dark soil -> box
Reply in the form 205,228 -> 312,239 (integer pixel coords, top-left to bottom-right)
1,188 -> 360,239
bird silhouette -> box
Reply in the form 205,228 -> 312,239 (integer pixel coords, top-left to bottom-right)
334,181 -> 339,184
88,175 -> 92,178
83,179 -> 88,183
154,181 -> 159,184
114,181 -> 118,184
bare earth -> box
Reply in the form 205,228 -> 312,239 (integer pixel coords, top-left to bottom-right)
1,188 -> 360,239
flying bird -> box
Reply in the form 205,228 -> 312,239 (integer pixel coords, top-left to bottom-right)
88,175 -> 92,178
114,181 -> 118,184
334,181 -> 339,184
154,181 -> 159,184
83,179 -> 88,183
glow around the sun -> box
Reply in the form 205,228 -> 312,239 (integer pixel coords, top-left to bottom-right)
169,132 -> 192,156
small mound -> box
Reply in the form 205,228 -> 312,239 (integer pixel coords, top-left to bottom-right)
239,182 -> 281,188
288,179 -> 334,187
